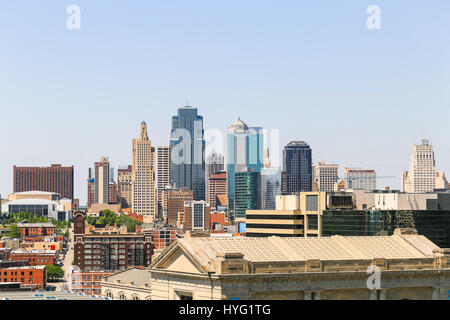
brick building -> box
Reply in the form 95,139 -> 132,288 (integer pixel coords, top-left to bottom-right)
208,172 -> 227,207
71,270 -> 113,295
17,223 -> 55,239
161,188 -> 194,227
183,201 -> 211,231
143,229 -> 179,250
13,164 -> 74,200
210,211 -> 229,232
73,211 -> 154,272
9,250 -> 57,266
0,266 -> 46,288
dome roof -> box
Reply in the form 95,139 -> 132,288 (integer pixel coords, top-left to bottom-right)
229,117 -> 248,131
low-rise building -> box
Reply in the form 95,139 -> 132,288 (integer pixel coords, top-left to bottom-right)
0,266 -> 46,288
20,241 -> 62,253
149,229 -> 450,300
3,197 -> 72,221
101,268 -> 151,300
9,250 -> 57,266
17,223 -> 55,239
71,270 -> 114,296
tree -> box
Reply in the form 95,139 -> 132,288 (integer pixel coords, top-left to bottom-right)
9,224 -> 20,239
46,265 -> 65,282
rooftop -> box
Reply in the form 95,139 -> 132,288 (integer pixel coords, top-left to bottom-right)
11,250 -> 57,255
103,268 -> 151,287
153,229 -> 443,274
0,291 -> 112,300
17,223 -> 54,228
0,265 -> 46,270
7,199 -> 58,205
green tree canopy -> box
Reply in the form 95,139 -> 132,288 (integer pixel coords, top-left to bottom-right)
9,224 -> 20,239
46,265 -> 65,282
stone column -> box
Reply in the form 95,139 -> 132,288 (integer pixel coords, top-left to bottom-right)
432,287 -> 440,300
368,290 -> 377,300
314,291 -> 321,300
304,291 -> 321,300
304,291 -> 312,300
378,289 -> 387,300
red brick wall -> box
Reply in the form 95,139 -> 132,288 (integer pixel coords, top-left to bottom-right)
9,252 -> 56,266
0,267 -> 46,287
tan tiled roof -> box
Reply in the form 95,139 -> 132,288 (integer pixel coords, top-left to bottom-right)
178,233 -> 440,266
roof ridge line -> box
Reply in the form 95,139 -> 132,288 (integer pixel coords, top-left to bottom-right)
267,237 -> 300,261
331,235 -> 366,259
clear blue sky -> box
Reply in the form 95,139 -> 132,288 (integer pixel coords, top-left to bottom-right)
1,0 -> 449,205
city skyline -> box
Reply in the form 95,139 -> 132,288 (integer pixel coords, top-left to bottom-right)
1,1 -> 449,204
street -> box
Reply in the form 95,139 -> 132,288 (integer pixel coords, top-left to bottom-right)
54,225 -> 74,291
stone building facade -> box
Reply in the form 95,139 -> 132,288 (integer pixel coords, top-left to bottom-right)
148,229 -> 450,300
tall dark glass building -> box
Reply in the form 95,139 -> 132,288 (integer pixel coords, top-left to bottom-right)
170,105 -> 205,200
234,171 -> 261,219
282,141 -> 312,194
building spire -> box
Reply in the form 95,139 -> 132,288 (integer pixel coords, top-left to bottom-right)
139,121 -> 149,140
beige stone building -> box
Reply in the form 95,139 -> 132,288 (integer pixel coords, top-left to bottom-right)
131,121 -> 157,223
313,161 -> 339,192
20,241 -> 62,252
148,229 -> 450,300
402,139 -> 447,193
118,165 -> 132,209
101,268 -> 151,300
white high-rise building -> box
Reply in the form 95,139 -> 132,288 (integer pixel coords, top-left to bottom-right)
401,139 -> 447,193
132,121 -> 157,222
313,161 -> 339,192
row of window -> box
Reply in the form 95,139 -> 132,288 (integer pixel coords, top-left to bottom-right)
2,271 -> 33,276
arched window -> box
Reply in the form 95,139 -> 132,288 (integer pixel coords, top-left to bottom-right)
118,292 -> 126,300
132,295 -> 140,300
105,291 -> 113,298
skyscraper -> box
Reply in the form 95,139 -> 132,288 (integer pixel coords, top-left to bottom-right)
226,118 -> 263,219
132,121 -> 157,222
234,171 -> 260,219
205,152 -> 224,202
156,146 -> 171,210
170,105 -> 205,201
401,139 -> 447,193
118,165 -> 132,209
87,168 -> 95,208
282,141 -> 312,194
94,157 -> 110,204
13,164 -> 74,200
313,161 -> 339,192
208,171 -> 227,207
261,145 -> 281,210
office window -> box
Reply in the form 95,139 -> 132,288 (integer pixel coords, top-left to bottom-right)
306,195 -> 319,211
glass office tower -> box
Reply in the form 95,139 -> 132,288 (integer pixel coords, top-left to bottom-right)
282,141 -> 312,194
234,171 -> 261,219
226,118 -> 263,220
170,105 -> 205,201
